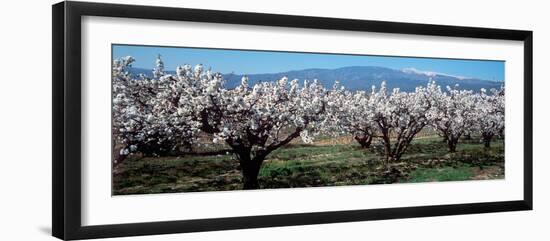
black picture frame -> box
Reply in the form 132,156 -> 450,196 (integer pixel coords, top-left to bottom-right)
52,1 -> 533,240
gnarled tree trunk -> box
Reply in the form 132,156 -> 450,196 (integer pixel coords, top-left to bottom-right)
227,127 -> 304,190
241,158 -> 262,190
354,134 -> 373,148
482,133 -> 493,148
447,137 -> 458,152
229,142 -> 263,190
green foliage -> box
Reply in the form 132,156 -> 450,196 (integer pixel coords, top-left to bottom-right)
406,166 -> 474,183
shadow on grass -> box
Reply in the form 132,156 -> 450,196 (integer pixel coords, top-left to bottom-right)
113,137 -> 504,194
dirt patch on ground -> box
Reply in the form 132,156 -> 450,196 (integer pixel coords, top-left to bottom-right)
313,136 -> 355,146
472,165 -> 504,180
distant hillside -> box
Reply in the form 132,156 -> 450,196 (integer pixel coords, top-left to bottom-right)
127,66 -> 503,92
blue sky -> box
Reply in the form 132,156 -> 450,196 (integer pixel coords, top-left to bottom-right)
113,44 -> 505,81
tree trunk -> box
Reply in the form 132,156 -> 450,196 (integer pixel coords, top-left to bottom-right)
447,136 -> 459,152
382,136 -> 392,165
482,133 -> 493,148
239,155 -> 262,189
232,145 -> 264,190
354,135 -> 373,148
242,167 -> 260,190
227,127 -> 303,190
442,134 -> 448,143
113,150 -> 128,166
447,140 -> 457,152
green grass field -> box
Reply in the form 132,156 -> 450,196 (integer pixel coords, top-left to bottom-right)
112,136 -> 504,195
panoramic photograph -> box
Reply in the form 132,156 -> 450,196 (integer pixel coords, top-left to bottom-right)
111,44 -> 505,195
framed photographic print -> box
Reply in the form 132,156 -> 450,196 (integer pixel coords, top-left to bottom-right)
52,1 -> 533,240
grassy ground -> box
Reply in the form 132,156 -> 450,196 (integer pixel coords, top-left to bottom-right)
112,137 -> 504,195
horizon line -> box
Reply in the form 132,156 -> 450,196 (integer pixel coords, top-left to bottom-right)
126,64 -> 503,82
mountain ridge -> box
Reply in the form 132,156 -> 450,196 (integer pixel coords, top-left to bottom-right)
127,65 -> 503,92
